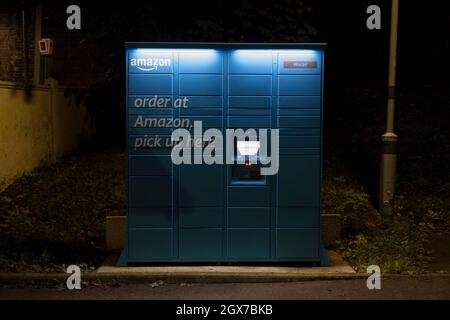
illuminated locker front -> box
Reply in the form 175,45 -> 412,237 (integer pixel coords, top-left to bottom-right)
120,43 -> 328,265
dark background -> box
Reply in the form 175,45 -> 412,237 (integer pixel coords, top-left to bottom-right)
0,0 -> 449,274
4,0 -> 450,202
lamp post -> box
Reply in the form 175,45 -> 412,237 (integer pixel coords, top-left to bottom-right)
380,0 -> 399,215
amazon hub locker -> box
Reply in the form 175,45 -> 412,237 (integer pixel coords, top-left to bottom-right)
119,43 -> 328,266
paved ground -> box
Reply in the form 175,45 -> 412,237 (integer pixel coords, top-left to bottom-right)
94,250 -> 355,282
1,276 -> 449,300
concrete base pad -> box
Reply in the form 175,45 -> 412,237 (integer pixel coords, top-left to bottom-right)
97,251 -> 357,283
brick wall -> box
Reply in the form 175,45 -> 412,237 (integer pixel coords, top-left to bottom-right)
0,3 -> 106,87
0,5 -> 35,83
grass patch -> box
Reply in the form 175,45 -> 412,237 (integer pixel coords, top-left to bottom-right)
323,156 -> 438,274
341,217 -> 429,274
0,148 -> 126,272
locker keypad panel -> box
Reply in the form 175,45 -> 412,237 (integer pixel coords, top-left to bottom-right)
123,44 -> 325,264
231,163 -> 265,184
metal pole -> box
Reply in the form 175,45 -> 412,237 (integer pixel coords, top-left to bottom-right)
380,0 -> 399,215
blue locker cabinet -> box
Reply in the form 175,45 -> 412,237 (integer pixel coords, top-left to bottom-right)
120,43 -> 328,265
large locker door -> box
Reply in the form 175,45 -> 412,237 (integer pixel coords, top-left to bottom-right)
176,50 -> 225,260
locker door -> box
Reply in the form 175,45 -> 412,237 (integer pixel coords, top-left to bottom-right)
275,50 -> 323,260
176,50 -> 224,260
226,50 -> 274,259
127,50 -> 174,261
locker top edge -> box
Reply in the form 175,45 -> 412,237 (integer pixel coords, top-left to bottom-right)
124,42 -> 326,50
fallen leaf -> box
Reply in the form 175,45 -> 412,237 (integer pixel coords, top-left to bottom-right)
150,280 -> 164,288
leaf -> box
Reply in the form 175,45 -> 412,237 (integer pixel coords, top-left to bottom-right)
150,280 -> 164,288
